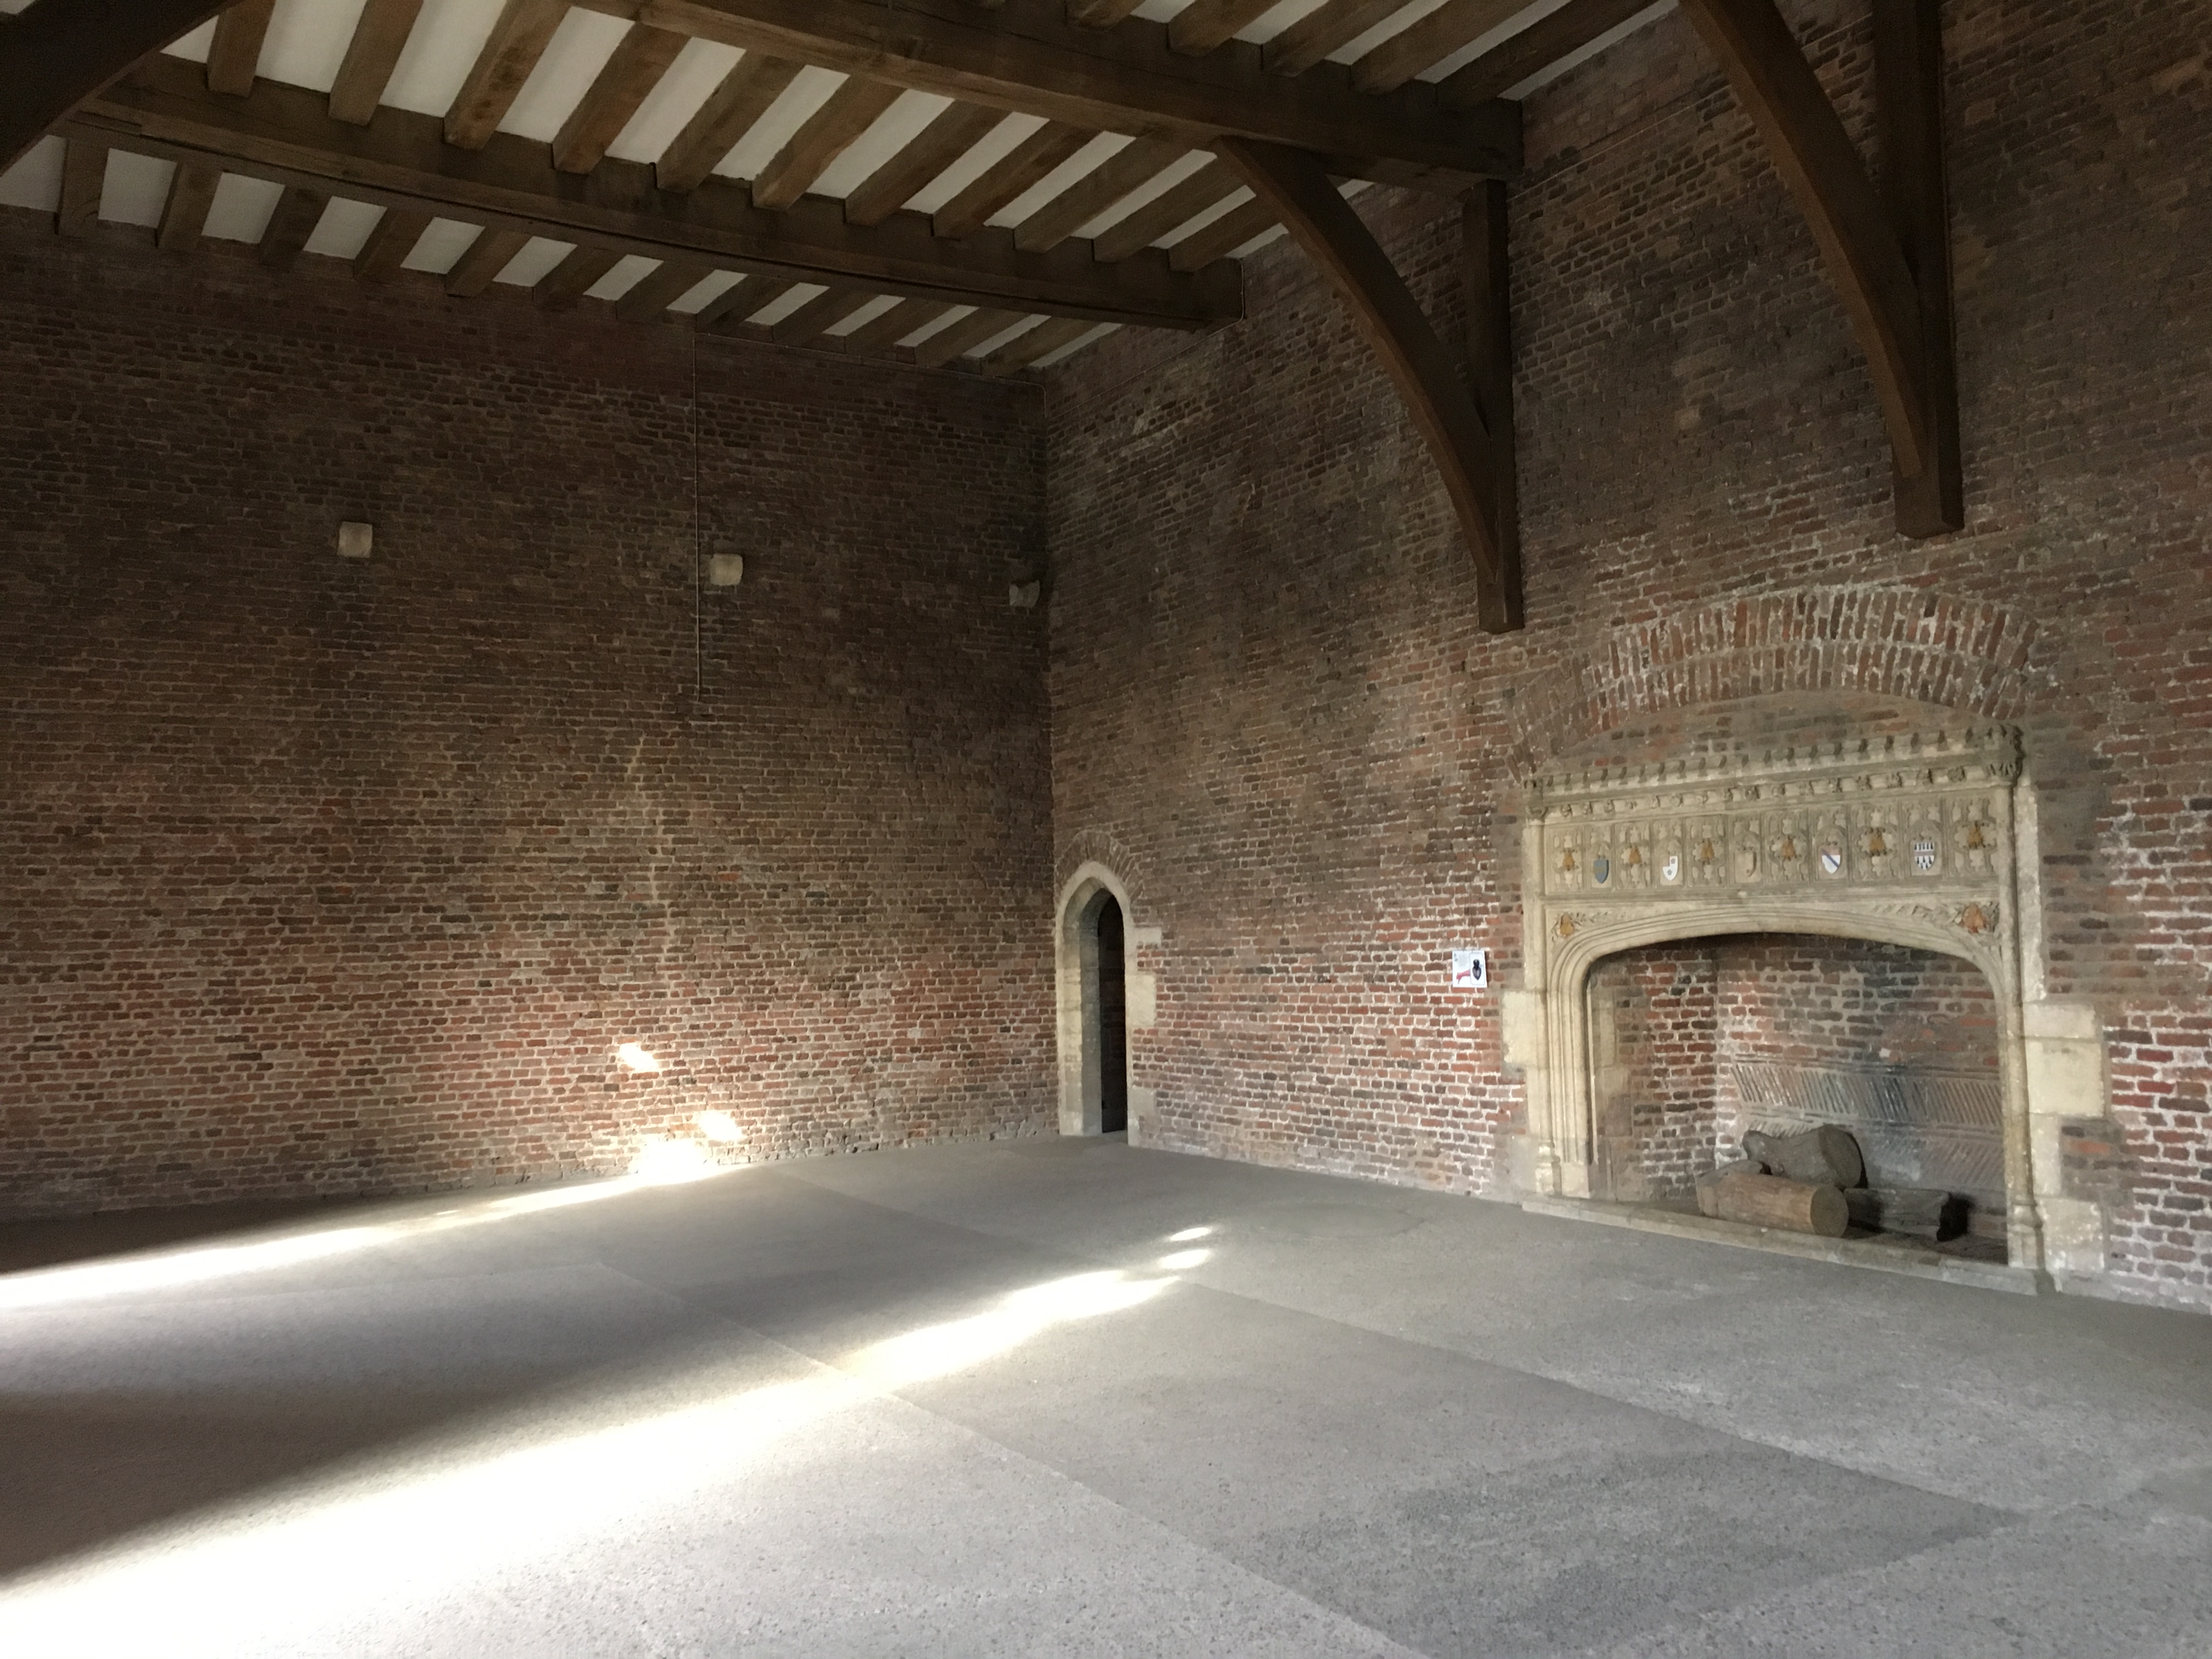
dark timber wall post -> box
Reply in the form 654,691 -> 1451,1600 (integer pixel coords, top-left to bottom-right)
1462,180 -> 1522,618
1218,137 -> 1525,633
1873,0 -> 1963,535
1680,0 -> 1963,535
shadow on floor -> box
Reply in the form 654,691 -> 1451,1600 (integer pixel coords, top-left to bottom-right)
0,1386 -> 518,1579
0,1196 -> 387,1276
0,1190 -> 610,1578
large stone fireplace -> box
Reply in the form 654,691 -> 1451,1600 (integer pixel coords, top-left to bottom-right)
1503,723 -> 2098,1281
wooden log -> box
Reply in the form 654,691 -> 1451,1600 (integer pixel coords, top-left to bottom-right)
1743,1125 -> 1865,1190
1842,1186 -> 1963,1241
1694,1160 -> 1758,1218
1702,1170 -> 1848,1237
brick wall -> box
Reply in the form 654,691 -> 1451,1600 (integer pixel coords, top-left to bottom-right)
1714,937 -> 2000,1084
1589,944 -> 1720,1202
1046,0 -> 2212,1306
0,222 -> 1056,1213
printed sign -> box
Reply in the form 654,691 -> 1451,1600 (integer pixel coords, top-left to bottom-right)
1451,948 -> 1489,991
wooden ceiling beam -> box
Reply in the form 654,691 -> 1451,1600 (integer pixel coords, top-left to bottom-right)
445,0 -> 570,151
1218,136 -> 1522,632
1166,193 -> 1273,270
697,273 -> 794,329
981,312 -> 1093,374
768,284 -> 877,345
1089,159 -> 1238,261
1167,0 -> 1281,58
1066,0 -> 1148,27
257,184 -> 328,269
637,0 -> 1521,190
1353,0 -> 1527,95
0,0 -> 229,176
752,76 -> 905,210
554,24 -> 692,173
443,225 -> 530,294
1013,137 -> 1183,253
1262,0 -> 1409,78
843,101 -> 1005,227
656,52 -> 802,192
836,295 -> 955,354
71,56 -> 1242,329
353,204 -> 433,282
1440,0 -> 1655,108
932,121 -> 1092,240
155,160 -> 221,253
206,0 -> 277,97
612,257 -> 713,320
57,141 -> 108,238
1680,0 -> 1959,532
330,0 -> 428,124
534,243 -> 627,307
912,306 -> 1026,368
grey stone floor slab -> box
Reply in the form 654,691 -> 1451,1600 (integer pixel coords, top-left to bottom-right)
0,1137 -> 2208,1656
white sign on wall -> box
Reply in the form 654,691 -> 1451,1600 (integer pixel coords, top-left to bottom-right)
1451,948 -> 1489,990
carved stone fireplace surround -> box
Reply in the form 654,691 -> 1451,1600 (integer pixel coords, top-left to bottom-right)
1502,725 -> 2112,1283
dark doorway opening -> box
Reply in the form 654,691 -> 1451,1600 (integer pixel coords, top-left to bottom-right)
1094,894 -> 1128,1133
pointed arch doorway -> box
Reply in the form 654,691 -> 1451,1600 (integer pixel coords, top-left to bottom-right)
1054,862 -> 1152,1137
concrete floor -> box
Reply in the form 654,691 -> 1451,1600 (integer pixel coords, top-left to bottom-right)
1,1139 -> 2208,1657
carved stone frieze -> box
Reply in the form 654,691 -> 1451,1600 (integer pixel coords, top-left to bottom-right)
1532,726 -> 2017,905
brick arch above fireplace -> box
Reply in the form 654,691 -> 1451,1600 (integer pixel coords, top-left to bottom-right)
1507,586 -> 2044,765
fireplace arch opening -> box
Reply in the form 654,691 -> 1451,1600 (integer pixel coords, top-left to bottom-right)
1584,932 -> 2009,1259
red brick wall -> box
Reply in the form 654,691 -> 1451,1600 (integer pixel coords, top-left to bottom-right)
1588,944 -> 1720,1201
0,223 -> 1056,1214
1045,0 -> 2212,1306
1714,938 -> 2000,1081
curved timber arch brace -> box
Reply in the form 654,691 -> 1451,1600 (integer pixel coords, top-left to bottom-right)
1218,137 -> 1525,635
1679,0 -> 1963,537
0,0 -> 234,176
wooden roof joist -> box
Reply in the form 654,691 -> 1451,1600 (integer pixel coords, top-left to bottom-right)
66,55 -> 1243,332
636,0 -> 1522,192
